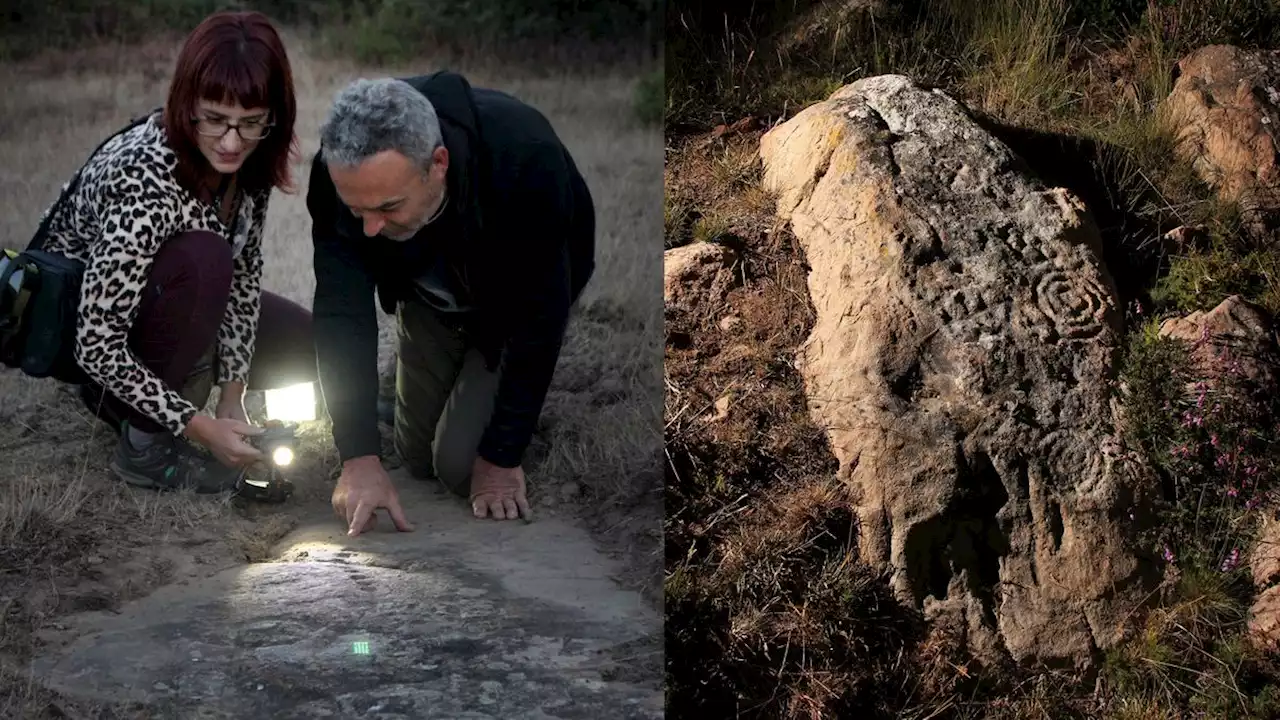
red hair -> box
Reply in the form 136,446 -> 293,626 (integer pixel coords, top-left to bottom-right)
163,11 -> 298,195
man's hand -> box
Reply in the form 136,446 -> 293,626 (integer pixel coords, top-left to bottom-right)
470,457 -> 531,521
332,455 -> 414,537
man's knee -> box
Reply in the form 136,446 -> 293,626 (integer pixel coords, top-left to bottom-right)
393,414 -> 433,475
392,424 -> 470,497
433,443 -> 474,498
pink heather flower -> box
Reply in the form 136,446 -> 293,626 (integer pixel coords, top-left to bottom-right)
1163,546 -> 1176,563
1221,547 -> 1241,572
1227,486 -> 1238,497
1211,434 -> 1219,447
1136,300 -> 1144,315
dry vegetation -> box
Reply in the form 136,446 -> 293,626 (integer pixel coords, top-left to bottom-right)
0,26 -> 660,718
667,0 -> 1280,717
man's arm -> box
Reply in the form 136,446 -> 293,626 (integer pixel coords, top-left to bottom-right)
307,154 -> 382,461
475,144 -> 578,468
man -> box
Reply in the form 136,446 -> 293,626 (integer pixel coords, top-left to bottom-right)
308,72 -> 595,536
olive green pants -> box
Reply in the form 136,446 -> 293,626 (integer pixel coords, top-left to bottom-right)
392,300 -> 500,497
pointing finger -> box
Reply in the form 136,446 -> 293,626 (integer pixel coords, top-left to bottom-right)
349,500 -> 374,537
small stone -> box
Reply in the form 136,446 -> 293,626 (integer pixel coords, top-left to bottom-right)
257,684 -> 264,691
153,682 -> 170,691
719,315 -> 742,332
1162,224 -> 1207,248
703,394 -> 732,423
559,482 -> 580,501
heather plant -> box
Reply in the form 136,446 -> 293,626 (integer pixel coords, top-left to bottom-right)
1124,318 -> 1280,571
1110,315 -> 1280,715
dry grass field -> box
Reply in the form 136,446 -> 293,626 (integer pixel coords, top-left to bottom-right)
0,29 -> 661,717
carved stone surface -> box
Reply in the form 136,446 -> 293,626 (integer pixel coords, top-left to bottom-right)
759,74 -> 1159,669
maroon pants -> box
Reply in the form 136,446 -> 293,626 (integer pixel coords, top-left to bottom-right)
82,230 -> 316,434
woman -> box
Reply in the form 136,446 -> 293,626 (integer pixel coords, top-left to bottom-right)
38,11 -> 316,493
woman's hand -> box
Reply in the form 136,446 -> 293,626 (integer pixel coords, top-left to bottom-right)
215,382 -> 250,425
184,415 -> 264,468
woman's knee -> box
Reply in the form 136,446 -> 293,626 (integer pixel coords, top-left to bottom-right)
260,292 -> 314,344
248,292 -> 317,389
125,231 -> 233,376
150,230 -> 233,296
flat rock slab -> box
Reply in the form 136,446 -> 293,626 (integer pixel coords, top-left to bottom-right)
31,471 -> 662,719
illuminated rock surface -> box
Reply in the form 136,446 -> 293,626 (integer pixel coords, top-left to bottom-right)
31,471 -> 662,719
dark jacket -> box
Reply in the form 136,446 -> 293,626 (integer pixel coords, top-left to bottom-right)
308,70 -> 595,468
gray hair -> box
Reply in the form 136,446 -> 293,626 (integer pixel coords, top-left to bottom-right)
319,78 -> 443,171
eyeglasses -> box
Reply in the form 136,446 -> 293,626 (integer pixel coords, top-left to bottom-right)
192,116 -> 274,140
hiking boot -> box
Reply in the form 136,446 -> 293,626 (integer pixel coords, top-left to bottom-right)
109,422 -> 244,494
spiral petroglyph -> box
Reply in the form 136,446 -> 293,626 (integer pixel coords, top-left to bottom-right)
1033,269 -> 1109,340
1039,429 -> 1115,497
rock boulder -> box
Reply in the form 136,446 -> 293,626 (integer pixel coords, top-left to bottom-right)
1164,45 -> 1280,237
1158,294 -> 1278,388
663,241 -> 738,322
1253,519 -> 1280,590
759,74 -> 1159,668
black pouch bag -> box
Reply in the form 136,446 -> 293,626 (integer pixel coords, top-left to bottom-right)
0,110 -> 157,385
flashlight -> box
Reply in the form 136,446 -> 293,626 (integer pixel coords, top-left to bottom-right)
254,421 -> 298,466
238,421 -> 297,503
272,445 -> 294,466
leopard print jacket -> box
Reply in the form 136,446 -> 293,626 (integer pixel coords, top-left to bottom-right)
36,112 -> 268,436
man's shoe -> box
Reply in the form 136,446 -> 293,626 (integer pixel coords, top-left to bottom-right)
110,423 -> 243,494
